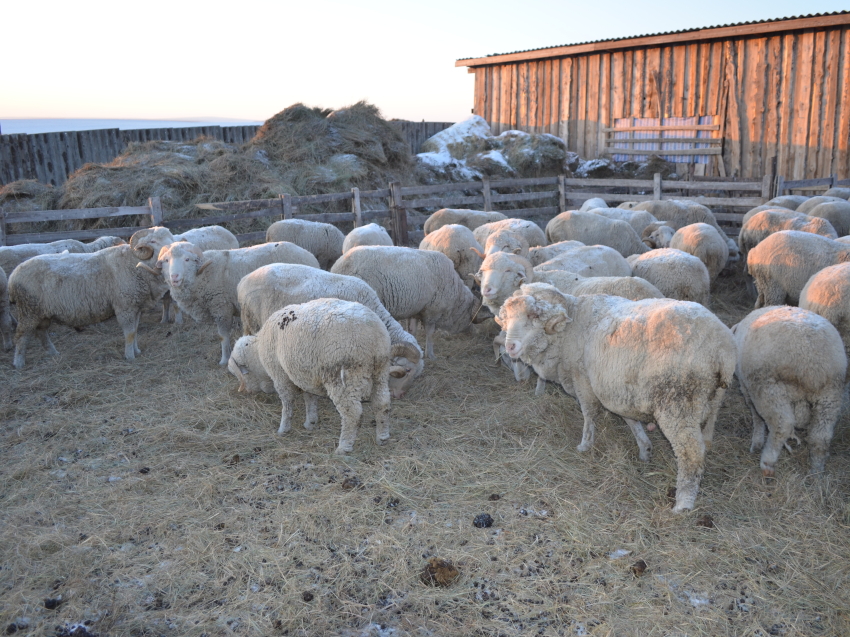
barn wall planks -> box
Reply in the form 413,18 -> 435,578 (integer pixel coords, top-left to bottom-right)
469,25 -> 850,180
0,122 -> 454,187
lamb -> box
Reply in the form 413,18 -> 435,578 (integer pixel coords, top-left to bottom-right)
590,208 -> 659,236
804,201 -> 850,236
265,218 -> 346,269
472,219 -> 547,250
732,306 -> 846,477
646,223 -> 729,282
342,223 -> 393,254
824,187 -> 850,200
545,211 -> 649,257
765,195 -> 809,210
632,200 -> 725,237
796,195 -> 847,215
237,263 -> 424,398
146,241 -> 320,365
627,249 -> 711,305
8,245 -> 167,368
747,231 -> 850,307
423,208 -> 507,235
418,224 -> 483,288
738,209 -> 837,265
528,240 -> 585,267
330,246 -> 487,360
799,263 -> 850,372
497,283 -> 736,512
535,245 -> 632,278
227,298 -> 393,455
0,267 -> 14,350
0,235 -> 125,276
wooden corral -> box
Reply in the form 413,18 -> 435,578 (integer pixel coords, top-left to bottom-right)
457,12 -> 850,181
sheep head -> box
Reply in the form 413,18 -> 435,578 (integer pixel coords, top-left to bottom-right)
156,242 -> 205,288
484,228 -> 530,257
476,252 -> 534,313
228,336 -> 273,393
496,283 -> 575,360
129,226 -> 175,261
645,225 -> 675,249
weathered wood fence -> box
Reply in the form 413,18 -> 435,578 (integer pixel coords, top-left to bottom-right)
0,173 -> 772,247
0,121 -> 455,188
777,174 -> 850,195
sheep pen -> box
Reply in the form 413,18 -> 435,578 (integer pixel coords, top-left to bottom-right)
0,270 -> 849,637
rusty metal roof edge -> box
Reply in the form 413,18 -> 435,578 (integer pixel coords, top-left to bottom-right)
456,11 -> 850,62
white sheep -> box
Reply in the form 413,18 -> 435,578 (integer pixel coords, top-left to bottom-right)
477,227 -> 531,257
8,245 -> 166,368
228,298 -> 393,455
0,235 -> 125,276
472,219 -> 547,250
804,201 -> 850,236
330,246 -> 487,360
764,195 -> 809,210
528,240 -> 585,267
423,208 -> 507,235
535,245 -> 632,278
146,241 -> 320,365
823,187 -> 850,200
738,209 -> 837,265
732,305 -> 846,477
627,248 -> 711,305
237,263 -> 424,398
590,207 -> 659,236
497,283 -> 736,512
646,223 -> 729,282
799,262 -> 850,373
796,195 -> 847,215
265,218 -> 346,269
632,200 -> 725,237
418,224 -> 483,289
747,231 -> 850,307
0,267 -> 15,350
342,223 -> 393,254
545,211 -> 649,257
578,197 -> 608,211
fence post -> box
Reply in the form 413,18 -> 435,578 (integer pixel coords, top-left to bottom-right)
760,174 -> 772,202
148,196 -> 163,226
482,177 -> 492,212
0,211 -> 6,247
831,174 -> 838,188
558,175 -> 567,212
776,175 -> 785,197
283,194 -> 293,220
388,181 -> 408,246
653,173 -> 662,200
351,187 -> 362,227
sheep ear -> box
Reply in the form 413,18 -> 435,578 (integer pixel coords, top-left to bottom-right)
544,309 -> 572,334
197,260 -> 213,274
512,247 -> 523,254
472,272 -> 482,285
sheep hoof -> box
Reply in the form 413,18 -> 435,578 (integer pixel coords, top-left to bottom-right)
761,466 -> 775,478
303,420 -> 316,430
576,442 -> 592,453
334,446 -> 352,455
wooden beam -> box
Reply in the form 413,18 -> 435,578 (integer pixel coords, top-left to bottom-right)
609,148 -> 722,156
603,124 -> 720,132
605,137 -> 721,144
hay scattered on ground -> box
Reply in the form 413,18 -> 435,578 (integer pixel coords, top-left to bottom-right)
1,271 -> 849,637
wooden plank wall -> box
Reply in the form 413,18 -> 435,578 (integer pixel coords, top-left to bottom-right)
392,121 -> 455,153
472,26 -> 850,180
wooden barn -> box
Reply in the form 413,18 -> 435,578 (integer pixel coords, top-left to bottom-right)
456,12 -> 850,180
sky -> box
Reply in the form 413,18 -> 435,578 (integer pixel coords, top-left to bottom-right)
2,0 -> 849,128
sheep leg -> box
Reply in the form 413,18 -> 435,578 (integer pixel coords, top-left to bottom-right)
757,397 -> 796,478
160,294 -> 172,323
661,419 -> 706,513
371,367 -> 392,446
806,397 -> 842,475
741,382 -> 768,453
215,316 -> 233,366
624,418 -> 652,462
271,375 -> 298,436
303,393 -> 319,430
407,318 -> 418,336
37,327 -> 59,358
424,322 -> 436,360
0,311 -> 13,351
512,359 -> 532,382
325,380 -> 367,455
757,280 -> 787,308
572,377 -> 605,452
534,376 -> 546,396
116,310 -> 140,360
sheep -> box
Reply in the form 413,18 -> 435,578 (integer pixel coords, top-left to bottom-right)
423,208 -> 507,235
579,197 -> 607,211
804,201 -> 850,237
265,218 -> 346,269
799,263 -> 850,374
535,245 -> 632,278
632,200 -> 725,237
237,263 -> 424,399
836,236 -> 850,245
330,246 -> 488,360
418,224 -> 483,288
747,231 -> 850,307
796,195 -> 847,215
0,235 -> 125,276
478,227 -> 530,257
472,219 -> 546,250
8,245 -> 167,368
228,298 -> 393,455
590,208 -> 659,236
738,209 -> 837,265
545,211 -> 649,257
627,248 -> 711,305
146,241 -> 320,365
342,223 -> 393,254
824,187 -> 850,200
732,305 -> 846,477
528,240 -> 585,267
497,282 -> 736,512
646,223 -> 729,282
765,195 -> 809,210
0,267 -> 14,350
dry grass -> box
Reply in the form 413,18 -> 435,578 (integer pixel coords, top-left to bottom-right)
1,272 -> 849,637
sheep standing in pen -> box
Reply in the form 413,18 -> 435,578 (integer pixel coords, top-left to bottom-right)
331,246 -> 488,360
472,219 -> 547,250
9,245 -> 167,368
146,241 -> 320,365
476,227 -> 531,257
765,195 -> 809,210
228,298 -> 393,455
237,263 -> 424,398
645,223 -> 729,282
528,240 -> 585,267
824,187 -> 850,200
535,245 -> 632,277
747,231 -> 850,307
799,262 -> 850,375
737,209 -> 837,266
497,283 -> 736,512
265,218 -> 346,269
418,224 -> 483,289
342,223 -> 393,254
545,211 -> 649,257
590,208 -> 659,236
630,200 -> 726,237
422,208 -> 507,235
803,201 -> 850,236
795,195 -> 847,215
627,249 -> 711,305
732,306 -> 846,477
0,235 -> 125,276
0,267 -> 14,350
578,197 -> 607,211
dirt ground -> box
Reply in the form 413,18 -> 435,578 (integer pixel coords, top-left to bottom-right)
0,272 -> 848,637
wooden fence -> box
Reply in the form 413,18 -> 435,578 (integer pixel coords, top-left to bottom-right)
0,173 -> 772,247
0,121 -> 455,188
777,174 -> 850,195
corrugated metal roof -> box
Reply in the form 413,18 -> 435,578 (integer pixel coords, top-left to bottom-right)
456,11 -> 850,61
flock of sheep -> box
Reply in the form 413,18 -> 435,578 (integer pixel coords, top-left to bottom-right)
2,186 -> 850,513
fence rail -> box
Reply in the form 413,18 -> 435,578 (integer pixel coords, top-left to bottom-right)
777,174 -> 850,194
0,173 -> 773,247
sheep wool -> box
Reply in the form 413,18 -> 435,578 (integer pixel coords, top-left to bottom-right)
342,223 -> 393,254
418,224 -> 483,289
266,218 -> 346,269
423,208 -> 507,235
627,248 -> 710,305
545,211 -> 649,257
